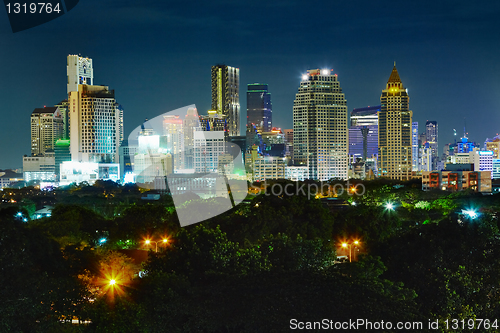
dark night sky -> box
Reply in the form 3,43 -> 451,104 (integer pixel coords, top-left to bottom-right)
1,0 -> 500,169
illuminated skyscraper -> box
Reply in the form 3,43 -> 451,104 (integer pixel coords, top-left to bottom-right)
412,122 -> 419,171
67,55 -> 93,94
31,107 -> 64,156
183,108 -> 200,170
247,83 -> 272,133
162,115 -> 184,171
69,85 -> 120,163
426,120 -> 438,170
211,65 -> 240,136
293,69 -> 348,180
349,106 -> 379,161
378,63 -> 413,180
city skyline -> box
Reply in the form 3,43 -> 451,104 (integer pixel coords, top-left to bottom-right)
1,1 -> 500,168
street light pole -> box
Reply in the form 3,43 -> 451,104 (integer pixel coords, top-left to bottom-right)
145,238 -> 169,252
342,240 -> 360,262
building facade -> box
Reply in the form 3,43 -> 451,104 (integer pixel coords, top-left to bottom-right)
422,170 -> 491,193
378,64 -> 413,180
426,120 -> 438,170
247,83 -> 272,133
31,107 -> 64,156
349,106 -> 379,163
293,69 -> 348,181
69,85 -> 120,163
67,55 -> 93,94
211,65 -> 240,136
412,122 -> 419,171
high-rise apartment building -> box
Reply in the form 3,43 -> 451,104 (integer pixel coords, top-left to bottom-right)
293,69 -> 348,180
162,115 -> 184,171
378,64 -> 413,180
211,65 -> 240,136
69,85 -> 120,163
67,55 -> 93,94
426,120 -> 438,170
31,107 -> 64,156
412,122 -> 419,171
183,108 -> 200,170
247,83 -> 272,133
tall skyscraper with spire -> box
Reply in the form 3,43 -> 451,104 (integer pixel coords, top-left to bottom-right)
293,69 -> 348,180
378,63 -> 413,180
211,65 -> 240,136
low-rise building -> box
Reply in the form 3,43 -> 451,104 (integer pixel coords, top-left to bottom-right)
422,170 -> 491,193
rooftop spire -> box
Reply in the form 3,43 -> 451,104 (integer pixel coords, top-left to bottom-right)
387,63 -> 401,83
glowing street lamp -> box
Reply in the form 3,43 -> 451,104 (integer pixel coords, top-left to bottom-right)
341,240 -> 360,262
385,202 -> 395,211
145,238 -> 169,252
109,279 -> 116,286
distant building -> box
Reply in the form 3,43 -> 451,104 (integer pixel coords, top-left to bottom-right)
67,55 -> 93,94
293,69 -> 348,180
493,159 -> 500,179
162,115 -> 184,171
253,156 -> 286,182
199,111 -> 227,133
23,154 -> 56,183
422,170 -> 491,193
211,65 -> 240,136
285,165 -> 309,181
284,129 -> 293,161
378,63 -> 413,180
119,139 -> 137,182
426,121 -> 438,170
247,83 -> 272,133
54,139 -> 71,180
349,105 -> 379,164
412,122 -> 418,171
31,107 -> 64,156
194,130 -> 226,173
69,85 -> 120,163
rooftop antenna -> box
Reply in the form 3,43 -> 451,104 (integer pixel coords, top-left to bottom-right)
463,118 -> 467,139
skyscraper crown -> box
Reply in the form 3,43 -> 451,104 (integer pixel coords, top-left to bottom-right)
387,62 -> 402,83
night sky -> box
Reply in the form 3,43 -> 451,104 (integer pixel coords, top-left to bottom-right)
1,0 -> 500,169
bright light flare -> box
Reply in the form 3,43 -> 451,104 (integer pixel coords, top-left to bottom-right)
302,74 -> 308,81
145,239 -> 151,245
385,202 -> 394,210
342,243 -> 348,248
462,209 -> 478,219
321,68 -> 330,75
109,279 -> 116,285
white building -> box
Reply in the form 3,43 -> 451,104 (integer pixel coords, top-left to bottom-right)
293,69 -> 348,180
419,147 -> 433,172
163,115 -> 184,171
59,161 -> 119,186
69,85 -> 120,163
253,156 -> 286,182
194,130 -> 226,173
285,166 -> 309,181
470,150 -> 493,176
23,155 -> 56,182
67,55 -> 93,94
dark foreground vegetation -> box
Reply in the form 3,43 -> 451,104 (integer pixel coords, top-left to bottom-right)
2,179 -> 500,332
